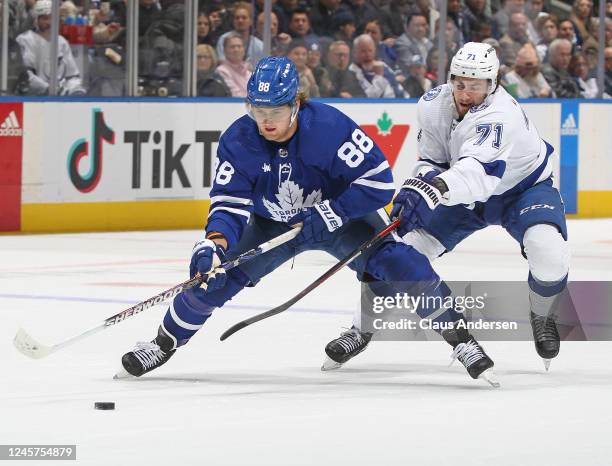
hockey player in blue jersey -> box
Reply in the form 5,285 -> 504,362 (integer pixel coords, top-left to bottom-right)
326,42 -> 570,371
117,56 -> 497,384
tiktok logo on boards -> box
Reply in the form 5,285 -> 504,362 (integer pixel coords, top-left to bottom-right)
67,108 -> 115,193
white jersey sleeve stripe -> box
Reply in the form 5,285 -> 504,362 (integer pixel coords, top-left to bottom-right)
210,195 -> 254,206
208,206 -> 252,219
352,178 -> 396,190
357,160 -> 390,180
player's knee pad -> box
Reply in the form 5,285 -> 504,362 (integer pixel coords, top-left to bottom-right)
400,229 -> 446,262
523,224 -> 570,283
367,241 -> 439,283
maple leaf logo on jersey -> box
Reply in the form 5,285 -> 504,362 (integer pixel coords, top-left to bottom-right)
361,112 -> 409,168
263,180 -> 322,222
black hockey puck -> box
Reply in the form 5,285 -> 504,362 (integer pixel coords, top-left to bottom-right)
94,402 -> 115,410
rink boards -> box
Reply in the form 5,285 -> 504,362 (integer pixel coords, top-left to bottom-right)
0,98 -> 610,233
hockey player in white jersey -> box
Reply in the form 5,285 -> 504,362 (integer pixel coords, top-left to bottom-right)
325,42 -> 570,371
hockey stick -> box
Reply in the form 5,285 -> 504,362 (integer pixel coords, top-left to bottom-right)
220,219 -> 400,341
13,226 -> 302,360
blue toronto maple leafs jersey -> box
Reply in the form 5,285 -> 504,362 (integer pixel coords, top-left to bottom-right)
205,101 -> 395,249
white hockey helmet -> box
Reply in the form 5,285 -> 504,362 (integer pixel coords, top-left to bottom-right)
449,42 -> 500,95
32,0 -> 53,20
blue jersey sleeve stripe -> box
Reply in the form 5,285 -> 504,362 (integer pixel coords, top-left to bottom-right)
418,158 -> 451,170
459,157 -> 507,179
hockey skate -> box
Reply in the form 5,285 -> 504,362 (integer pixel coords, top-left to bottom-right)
443,328 -> 499,388
530,311 -> 560,371
114,326 -> 176,379
321,326 -> 373,371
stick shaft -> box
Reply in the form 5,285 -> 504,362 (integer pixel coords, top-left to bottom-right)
220,220 -> 400,341
15,227 -> 301,358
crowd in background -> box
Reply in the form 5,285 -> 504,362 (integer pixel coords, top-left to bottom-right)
2,0 -> 612,98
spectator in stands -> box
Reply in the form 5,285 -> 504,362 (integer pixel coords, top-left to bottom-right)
447,0 -> 467,46
216,32 -> 252,97
499,12 -> 531,67
570,0 -> 596,48
139,0 -> 161,38
364,19 -> 397,69
307,44 -> 334,95
395,12 -> 432,73
59,1 -> 77,23
541,38 -> 581,97
462,0 -> 494,42
379,0 -> 411,37
435,16 -> 461,56
471,21 -> 494,43
502,43 -> 551,97
197,11 -> 213,45
324,40 -> 365,97
524,0 -> 544,43
287,8 -> 320,48
592,17 -> 612,48
207,4 -> 230,46
331,10 -> 357,45
310,0 -> 348,38
16,0 -> 86,95
345,0 -> 379,31
568,52 -> 598,98
196,44 -> 231,97
350,33 -> 404,97
424,46 -> 450,86
558,19 -> 578,47
414,0 -> 439,34
493,0 -> 526,38
401,54 -> 432,98
256,11 -> 291,55
604,47 -> 612,98
216,2 -> 264,67
535,14 -> 558,63
287,41 -> 321,97
92,1 -> 124,45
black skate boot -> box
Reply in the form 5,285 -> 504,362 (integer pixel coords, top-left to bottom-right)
321,326 -> 373,371
530,311 -> 560,370
115,326 -> 177,378
443,327 -> 499,388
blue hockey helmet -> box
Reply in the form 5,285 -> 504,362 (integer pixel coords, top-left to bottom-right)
247,56 -> 300,107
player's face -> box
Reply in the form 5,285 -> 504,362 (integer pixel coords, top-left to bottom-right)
250,104 -> 298,142
451,77 -> 489,117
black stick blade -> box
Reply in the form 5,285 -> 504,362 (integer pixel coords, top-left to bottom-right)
220,321 -> 249,341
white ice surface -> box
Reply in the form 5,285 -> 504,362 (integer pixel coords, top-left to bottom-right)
2,220 -> 612,466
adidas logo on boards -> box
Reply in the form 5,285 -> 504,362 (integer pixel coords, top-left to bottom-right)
560,113 -> 578,136
0,111 -> 23,137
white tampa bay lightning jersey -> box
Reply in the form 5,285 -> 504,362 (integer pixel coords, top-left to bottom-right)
414,84 -> 554,206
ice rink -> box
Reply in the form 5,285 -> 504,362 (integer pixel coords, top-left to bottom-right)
2,219 -> 612,466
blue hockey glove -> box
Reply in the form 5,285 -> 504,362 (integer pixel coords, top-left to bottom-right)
391,171 -> 444,236
189,238 -> 227,293
289,200 -> 347,244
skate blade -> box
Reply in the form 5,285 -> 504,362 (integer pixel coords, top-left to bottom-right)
321,357 -> 343,371
479,369 -> 501,388
113,366 -> 136,380
543,359 -> 551,371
